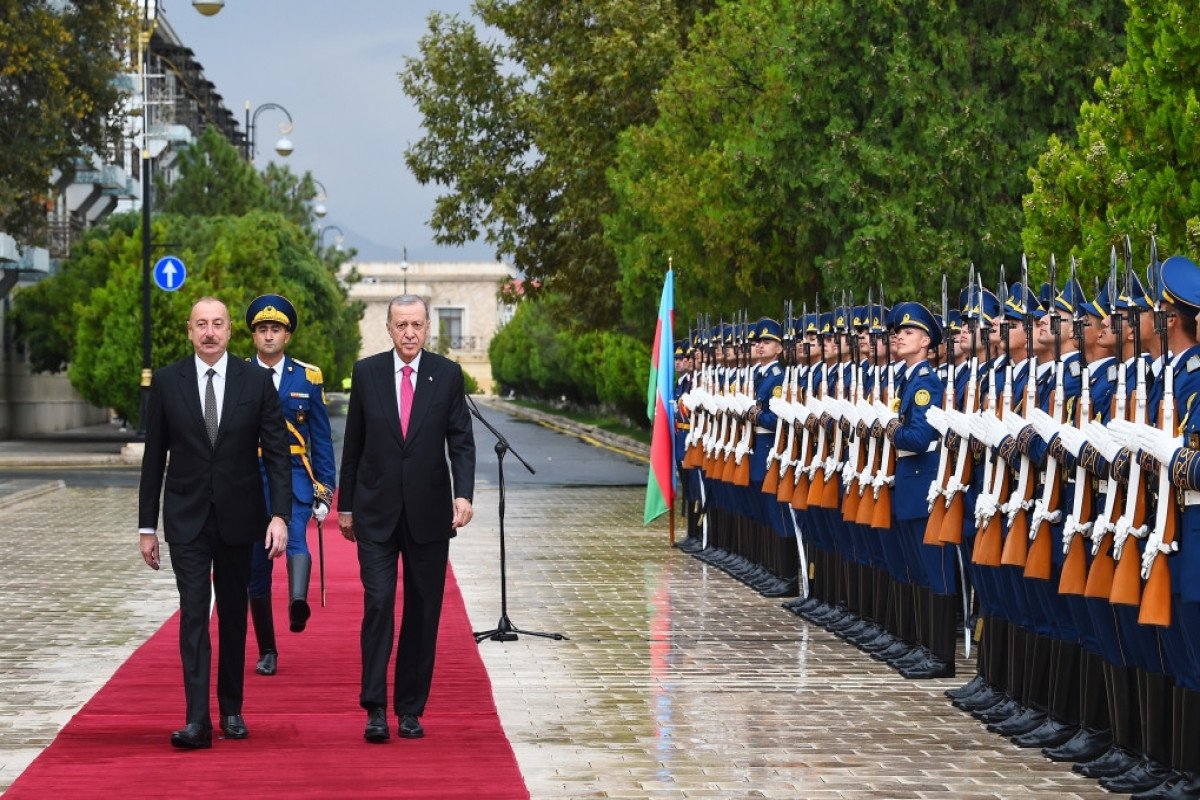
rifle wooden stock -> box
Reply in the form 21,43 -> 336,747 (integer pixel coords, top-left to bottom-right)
733,452 -> 750,486
923,500 -> 947,545
792,470 -> 810,509
762,460 -> 781,495
806,467 -> 827,508
855,483 -> 875,525
1139,487 -> 1175,626
1024,478 -> 1059,580
1085,531 -> 1117,598
974,512 -> 1003,566
1110,541 -> 1142,606
1059,480 -> 1092,595
939,494 -> 965,545
843,478 -> 862,522
870,482 -> 892,530
776,464 -> 795,503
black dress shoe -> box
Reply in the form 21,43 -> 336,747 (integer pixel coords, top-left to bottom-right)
847,622 -> 883,646
171,722 -> 213,750
1131,771 -> 1193,800
762,578 -> 799,598
364,707 -> 389,743
899,657 -> 954,679
827,613 -> 862,634
955,686 -> 1002,712
1100,757 -> 1174,793
872,640 -> 912,662
398,713 -> 424,739
860,631 -> 898,653
1075,746 -> 1139,778
255,651 -> 278,676
1011,718 -> 1073,748
988,706 -> 1045,736
945,674 -> 987,701
1044,727 -> 1112,763
973,697 -> 1020,723
220,714 -> 249,739
889,646 -> 930,670
783,595 -> 816,612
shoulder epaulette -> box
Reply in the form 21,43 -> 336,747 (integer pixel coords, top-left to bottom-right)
1068,360 -> 1081,378
918,366 -> 930,377
1107,364 -> 1117,382
1188,355 -> 1200,373
769,364 -> 782,377
293,358 -> 324,384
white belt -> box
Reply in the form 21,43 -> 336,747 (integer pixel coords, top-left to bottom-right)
897,441 -> 938,458
1185,490 -> 1200,507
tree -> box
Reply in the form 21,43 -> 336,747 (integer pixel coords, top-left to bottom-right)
0,1 -> 134,241
606,0 -> 1127,324
401,0 -> 714,329
66,211 -> 360,423
1023,0 -> 1200,280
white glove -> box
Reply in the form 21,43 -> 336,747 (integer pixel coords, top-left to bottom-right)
1134,425 -> 1181,467
858,402 -> 877,427
926,405 -> 949,436
926,481 -> 941,507
874,399 -> 896,426
1083,420 -> 1123,463
971,414 -> 1006,447
1000,411 -> 1028,438
841,461 -> 859,486
974,492 -> 998,523
769,397 -> 791,423
944,408 -> 972,438
1108,419 -> 1145,453
840,400 -> 860,428
1055,425 -> 1087,459
312,500 -> 330,523
1025,407 -> 1058,441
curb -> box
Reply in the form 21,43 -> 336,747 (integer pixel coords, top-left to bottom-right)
477,397 -> 649,463
0,453 -> 136,468
0,480 -> 66,509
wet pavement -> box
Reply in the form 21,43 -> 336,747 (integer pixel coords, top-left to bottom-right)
0,402 -> 1111,798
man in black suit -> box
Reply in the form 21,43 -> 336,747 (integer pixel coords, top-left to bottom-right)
139,296 -> 292,749
338,294 -> 476,742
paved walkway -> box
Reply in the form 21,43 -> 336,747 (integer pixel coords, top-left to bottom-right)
0,413 -> 1112,798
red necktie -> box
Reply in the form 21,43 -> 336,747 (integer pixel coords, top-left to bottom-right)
400,365 -> 413,437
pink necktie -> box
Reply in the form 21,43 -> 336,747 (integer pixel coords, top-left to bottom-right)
400,365 -> 413,437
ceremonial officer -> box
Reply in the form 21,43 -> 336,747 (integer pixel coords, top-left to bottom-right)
880,301 -> 951,678
244,295 -> 336,676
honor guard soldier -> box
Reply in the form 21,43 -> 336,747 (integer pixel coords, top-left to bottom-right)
244,294 -> 337,676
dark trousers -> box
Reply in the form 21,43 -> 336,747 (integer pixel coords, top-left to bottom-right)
357,514 -> 449,717
167,507 -> 253,725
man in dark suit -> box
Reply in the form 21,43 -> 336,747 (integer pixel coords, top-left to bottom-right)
338,294 -> 476,742
139,296 -> 292,749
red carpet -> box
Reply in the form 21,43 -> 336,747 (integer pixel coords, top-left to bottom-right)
6,510 -> 529,799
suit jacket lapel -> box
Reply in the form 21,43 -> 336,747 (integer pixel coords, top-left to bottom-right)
216,358 -> 250,448
377,353 -> 405,449
405,350 -> 438,445
180,358 -> 208,444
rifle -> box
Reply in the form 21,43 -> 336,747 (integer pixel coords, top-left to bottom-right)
729,311 -> 754,486
1060,257 -> 1093,593
1025,254 -> 1066,579
778,304 -> 807,504
924,275 -> 954,545
819,301 -> 849,508
973,270 -> 1008,564
1139,237 -> 1177,626
1086,250 -> 1124,597
841,292 -> 868,522
804,296 -> 831,507
855,298 -> 884,525
944,267 -> 981,546
762,302 -> 792,496
870,283 -> 896,530
1110,236 -> 1149,605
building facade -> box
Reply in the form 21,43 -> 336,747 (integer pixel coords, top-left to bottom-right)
346,260 -> 517,393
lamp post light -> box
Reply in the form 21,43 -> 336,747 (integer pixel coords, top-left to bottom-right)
192,0 -> 224,15
401,246 -> 409,293
137,1 -> 160,436
318,225 -> 345,252
244,101 -> 294,161
312,179 -> 328,219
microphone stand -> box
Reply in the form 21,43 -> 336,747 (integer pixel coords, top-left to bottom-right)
466,394 -> 567,643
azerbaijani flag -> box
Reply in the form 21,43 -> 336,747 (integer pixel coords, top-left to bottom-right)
644,269 -> 675,525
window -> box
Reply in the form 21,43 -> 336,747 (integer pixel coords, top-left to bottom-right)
436,307 -> 464,348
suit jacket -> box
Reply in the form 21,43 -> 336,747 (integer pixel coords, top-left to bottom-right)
254,354 -> 337,506
338,348 -> 475,544
139,354 -> 292,544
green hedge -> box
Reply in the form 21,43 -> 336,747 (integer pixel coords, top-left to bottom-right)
489,300 -> 650,424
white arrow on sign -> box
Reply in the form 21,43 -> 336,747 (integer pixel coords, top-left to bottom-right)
161,262 -> 178,288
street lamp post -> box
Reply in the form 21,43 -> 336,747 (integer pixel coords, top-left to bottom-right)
244,101 -> 294,161
317,225 -> 344,252
137,2 -> 159,436
401,246 -> 409,293
191,0 -> 224,15
312,179 -> 328,219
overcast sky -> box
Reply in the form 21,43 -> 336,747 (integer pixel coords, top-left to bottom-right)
167,0 -> 496,263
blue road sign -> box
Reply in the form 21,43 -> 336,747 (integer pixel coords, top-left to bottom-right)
152,256 -> 186,292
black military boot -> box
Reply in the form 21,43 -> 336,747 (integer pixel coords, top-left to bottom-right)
287,553 -> 313,633
249,595 -> 278,675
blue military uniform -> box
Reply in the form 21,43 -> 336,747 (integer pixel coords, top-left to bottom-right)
244,294 -> 337,676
